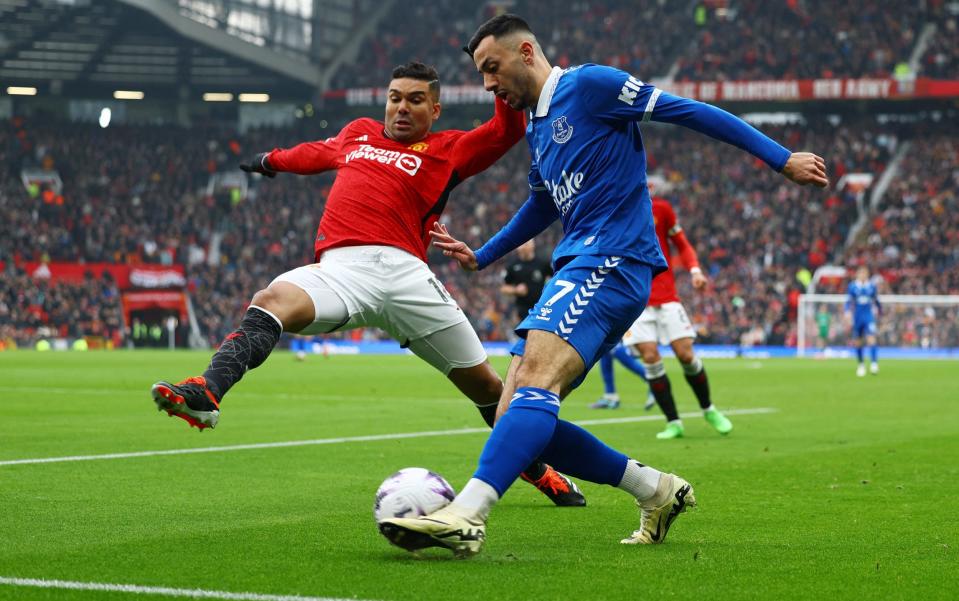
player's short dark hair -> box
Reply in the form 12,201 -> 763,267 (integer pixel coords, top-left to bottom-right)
464,14 -> 535,57
391,61 -> 440,101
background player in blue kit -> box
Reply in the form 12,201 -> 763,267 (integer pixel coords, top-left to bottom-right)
846,265 -> 882,376
591,342 -> 653,410
380,14 -> 828,557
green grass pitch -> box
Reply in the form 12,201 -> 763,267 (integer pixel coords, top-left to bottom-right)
1,351 -> 957,600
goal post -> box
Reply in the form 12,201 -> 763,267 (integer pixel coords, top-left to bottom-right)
797,293 -> 959,358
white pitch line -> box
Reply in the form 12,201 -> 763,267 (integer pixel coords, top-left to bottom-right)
0,576 -> 376,601
0,385 -> 461,404
0,408 -> 777,467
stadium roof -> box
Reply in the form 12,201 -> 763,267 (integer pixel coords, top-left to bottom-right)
0,0 -> 373,100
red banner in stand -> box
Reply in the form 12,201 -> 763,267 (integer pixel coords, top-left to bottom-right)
5,262 -> 186,289
324,77 -> 959,106
121,290 -> 188,321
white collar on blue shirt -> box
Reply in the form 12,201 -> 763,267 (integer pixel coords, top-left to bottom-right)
533,66 -> 564,118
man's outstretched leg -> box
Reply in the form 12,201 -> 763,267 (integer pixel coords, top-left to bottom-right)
414,323 -> 585,507
152,279 -> 327,430
380,332 -> 571,557
381,331 -> 695,556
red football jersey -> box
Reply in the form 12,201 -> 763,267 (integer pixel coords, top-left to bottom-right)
649,197 -> 700,306
266,98 -> 525,263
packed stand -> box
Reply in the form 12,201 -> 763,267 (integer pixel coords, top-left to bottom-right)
2,111 -> 950,350
919,9 -> 959,78
332,0 -> 691,90
333,0 -> 943,90
641,118 -> 895,346
846,129 -> 959,295
0,266 -> 123,350
674,0 -> 927,81
0,117 -> 333,347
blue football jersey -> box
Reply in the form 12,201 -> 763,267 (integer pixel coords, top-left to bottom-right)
474,64 -> 791,274
523,64 -> 791,271
848,280 -> 879,323
525,65 -> 663,271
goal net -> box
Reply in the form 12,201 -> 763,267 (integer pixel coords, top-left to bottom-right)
796,293 -> 959,358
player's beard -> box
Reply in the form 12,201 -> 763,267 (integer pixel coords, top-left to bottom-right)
507,70 -> 537,111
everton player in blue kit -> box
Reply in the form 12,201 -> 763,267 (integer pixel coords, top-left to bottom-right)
846,266 -> 882,376
380,14 -> 828,556
591,342 -> 652,410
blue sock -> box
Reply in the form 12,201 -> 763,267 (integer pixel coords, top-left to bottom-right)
539,420 -> 629,486
600,351 -> 616,394
870,345 -> 878,362
613,344 -> 647,380
473,387 -> 560,496
856,346 -> 863,363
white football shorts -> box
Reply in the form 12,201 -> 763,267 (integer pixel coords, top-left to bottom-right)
622,301 -> 697,346
272,245 -> 485,374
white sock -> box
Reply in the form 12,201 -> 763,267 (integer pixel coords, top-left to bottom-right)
617,460 -> 663,502
451,478 -> 499,521
681,355 -> 704,375
702,404 -> 715,413
604,393 -> 620,401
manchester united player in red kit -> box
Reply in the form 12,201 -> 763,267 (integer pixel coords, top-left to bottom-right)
621,190 -> 734,439
150,62 -> 584,505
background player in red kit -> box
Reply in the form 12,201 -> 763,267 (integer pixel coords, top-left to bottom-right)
621,186 -> 734,439
150,62 -> 585,506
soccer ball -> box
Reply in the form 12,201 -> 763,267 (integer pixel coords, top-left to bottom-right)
373,467 -> 456,523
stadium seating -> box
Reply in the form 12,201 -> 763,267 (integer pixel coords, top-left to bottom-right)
0,266 -> 123,349
846,131 -> 959,295
919,11 -> 959,78
2,105 -> 957,347
334,0 -> 942,85
674,0 -> 926,81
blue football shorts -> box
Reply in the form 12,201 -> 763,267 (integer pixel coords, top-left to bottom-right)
853,319 -> 877,338
512,254 -> 652,389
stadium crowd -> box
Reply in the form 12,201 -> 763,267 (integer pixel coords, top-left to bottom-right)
1,105 -> 957,349
847,130 -> 959,295
0,265 -> 123,350
920,9 -> 959,78
642,118 -> 898,345
334,0 -> 954,88
333,0 -> 687,89
673,0 -> 927,81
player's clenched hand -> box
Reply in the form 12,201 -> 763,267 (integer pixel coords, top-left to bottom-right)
782,152 -> 828,188
239,152 -> 277,178
429,222 -> 478,271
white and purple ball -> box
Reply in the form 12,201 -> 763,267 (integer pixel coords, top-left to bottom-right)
373,467 -> 456,523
